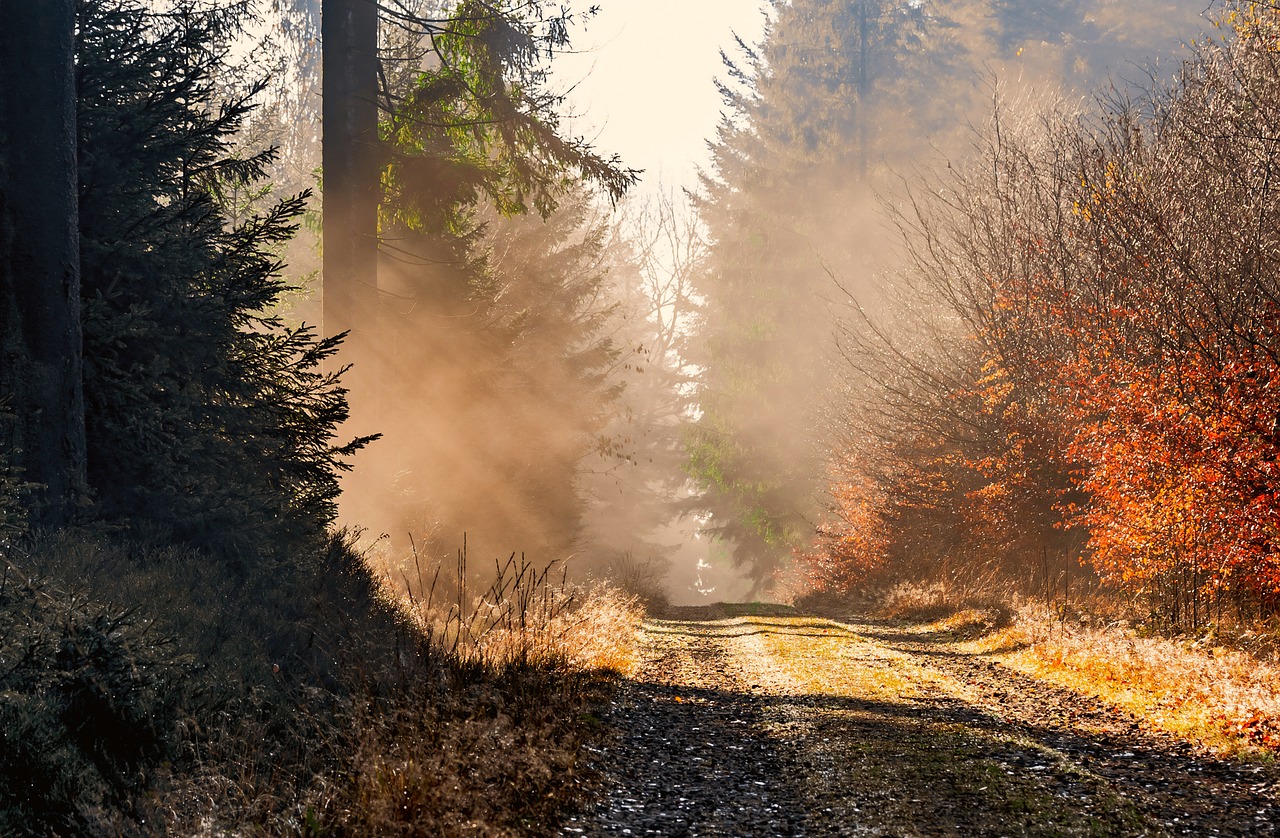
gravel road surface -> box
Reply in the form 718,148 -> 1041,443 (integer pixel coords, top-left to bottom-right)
562,604 -> 1280,836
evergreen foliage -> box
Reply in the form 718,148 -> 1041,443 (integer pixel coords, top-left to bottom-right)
339,1 -> 637,560
0,149 -> 22,536
0,1 -> 632,832
686,0 -> 954,591
75,0 -> 367,550
382,0 -> 635,228
364,185 -> 626,560
0,552 -> 188,836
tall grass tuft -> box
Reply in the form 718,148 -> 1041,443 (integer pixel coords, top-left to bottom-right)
400,535 -> 642,677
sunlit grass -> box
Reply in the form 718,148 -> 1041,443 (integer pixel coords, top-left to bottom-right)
878,584 -> 1280,757
971,607 -> 1280,756
756,627 -> 926,699
386,541 -> 644,677
677,612 -> 950,701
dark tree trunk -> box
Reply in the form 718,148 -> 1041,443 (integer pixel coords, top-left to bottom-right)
0,0 -> 87,525
322,0 -> 380,343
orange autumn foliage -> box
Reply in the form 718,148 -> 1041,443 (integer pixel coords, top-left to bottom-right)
805,455 -> 890,592
811,4 -> 1280,622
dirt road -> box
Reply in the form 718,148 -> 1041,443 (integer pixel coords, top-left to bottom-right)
562,604 -> 1280,837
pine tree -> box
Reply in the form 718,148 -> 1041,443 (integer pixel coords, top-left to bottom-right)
327,1 -> 636,561
351,183 -> 625,562
321,0 -> 379,345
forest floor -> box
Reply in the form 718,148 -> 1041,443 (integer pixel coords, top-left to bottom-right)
562,603 -> 1280,836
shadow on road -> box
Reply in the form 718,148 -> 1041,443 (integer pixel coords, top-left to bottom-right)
609,601 -> 1280,836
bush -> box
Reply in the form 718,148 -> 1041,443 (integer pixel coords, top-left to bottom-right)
0,556 -> 189,835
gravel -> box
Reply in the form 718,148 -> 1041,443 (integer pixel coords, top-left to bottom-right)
561,616 -> 816,835
861,619 -> 1280,836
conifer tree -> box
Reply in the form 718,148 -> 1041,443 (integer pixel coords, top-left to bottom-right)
76,0 -> 367,549
321,0 -> 379,345
327,1 -> 635,560
361,186 -> 624,559
685,0 -> 950,591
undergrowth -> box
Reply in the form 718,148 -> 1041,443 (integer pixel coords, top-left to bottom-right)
0,529 -> 642,835
986,606 -> 1280,756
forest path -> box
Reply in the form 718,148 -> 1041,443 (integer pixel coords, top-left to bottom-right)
562,604 -> 1280,837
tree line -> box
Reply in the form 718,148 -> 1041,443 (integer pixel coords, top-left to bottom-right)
0,2 -> 661,830
4,0 -> 1246,619
1,0 -> 365,553
0,0 -> 675,578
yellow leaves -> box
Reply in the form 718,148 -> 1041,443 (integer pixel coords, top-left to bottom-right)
1231,2 -> 1280,51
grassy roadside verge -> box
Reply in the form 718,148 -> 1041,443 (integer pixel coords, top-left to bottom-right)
0,530 -> 643,835
868,586 -> 1280,759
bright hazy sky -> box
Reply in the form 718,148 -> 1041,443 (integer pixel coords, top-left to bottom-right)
551,0 -> 769,195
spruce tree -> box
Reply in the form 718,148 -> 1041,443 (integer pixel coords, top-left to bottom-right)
330,1 -> 635,560
354,184 -> 625,561
686,0 -> 951,591
76,0 -> 367,550
321,0 -> 379,345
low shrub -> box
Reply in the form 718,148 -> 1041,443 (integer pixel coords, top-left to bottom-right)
0,557 -> 189,835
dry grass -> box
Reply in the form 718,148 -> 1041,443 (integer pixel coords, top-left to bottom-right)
389,541 -> 644,677
303,678 -> 604,835
876,582 -> 959,621
549,585 -> 645,674
878,582 -> 1280,757
1,530 -> 646,835
289,554 -> 645,836
753,623 -> 938,701
972,606 -> 1280,757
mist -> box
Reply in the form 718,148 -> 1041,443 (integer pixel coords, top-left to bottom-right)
9,4 -> 1272,832
669,0 -> 1212,596
250,0 -> 1216,603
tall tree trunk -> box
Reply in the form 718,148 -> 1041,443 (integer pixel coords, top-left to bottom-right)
0,0 -> 87,525
322,0 -> 380,343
